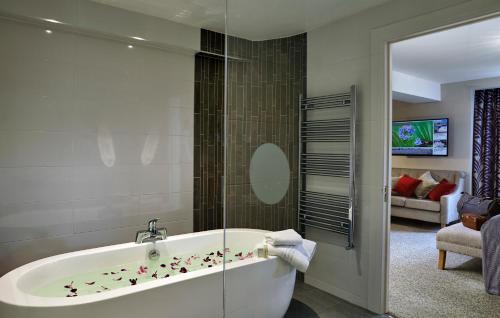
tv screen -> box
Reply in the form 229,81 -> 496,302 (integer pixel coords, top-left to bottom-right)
392,118 -> 448,156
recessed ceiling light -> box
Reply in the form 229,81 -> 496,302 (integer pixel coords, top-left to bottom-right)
45,29 -> 53,34
127,45 -> 134,49
131,36 -> 146,41
175,9 -> 191,18
43,18 -> 63,24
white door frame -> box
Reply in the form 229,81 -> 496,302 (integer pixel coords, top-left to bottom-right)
368,0 -> 500,313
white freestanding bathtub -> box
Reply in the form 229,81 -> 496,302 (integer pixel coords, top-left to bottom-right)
0,229 -> 296,318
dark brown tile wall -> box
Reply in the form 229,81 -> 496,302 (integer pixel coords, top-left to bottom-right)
193,30 -> 225,231
194,29 -> 306,232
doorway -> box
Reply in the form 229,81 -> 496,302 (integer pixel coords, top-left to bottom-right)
384,13 -> 500,318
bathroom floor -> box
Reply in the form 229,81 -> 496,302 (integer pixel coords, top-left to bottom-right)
286,281 -> 390,318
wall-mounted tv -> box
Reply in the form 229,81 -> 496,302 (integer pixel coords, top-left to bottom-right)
392,118 -> 449,156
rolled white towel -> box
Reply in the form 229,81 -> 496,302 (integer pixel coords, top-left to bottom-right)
265,229 -> 303,246
263,239 -> 317,273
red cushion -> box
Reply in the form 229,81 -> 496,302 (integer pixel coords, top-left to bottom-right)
393,175 -> 422,197
428,179 -> 456,201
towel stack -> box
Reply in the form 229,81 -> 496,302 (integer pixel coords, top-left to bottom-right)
259,229 -> 317,273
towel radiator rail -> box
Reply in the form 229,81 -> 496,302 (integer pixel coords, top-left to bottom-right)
298,86 -> 356,249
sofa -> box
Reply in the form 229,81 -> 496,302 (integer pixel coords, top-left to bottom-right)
391,168 -> 466,227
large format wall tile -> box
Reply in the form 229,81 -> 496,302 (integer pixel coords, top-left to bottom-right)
0,17 -> 194,274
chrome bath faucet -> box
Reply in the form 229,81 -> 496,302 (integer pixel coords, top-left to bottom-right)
135,218 -> 167,244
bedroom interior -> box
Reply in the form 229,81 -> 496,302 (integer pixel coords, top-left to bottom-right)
0,1 -> 499,318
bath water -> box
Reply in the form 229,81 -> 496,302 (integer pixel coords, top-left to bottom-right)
33,247 -> 254,298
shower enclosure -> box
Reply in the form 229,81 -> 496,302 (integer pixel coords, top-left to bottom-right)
193,10 -> 306,315
196,31 -> 305,232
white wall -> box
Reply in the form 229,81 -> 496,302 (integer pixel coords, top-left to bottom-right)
392,77 -> 500,192
392,71 -> 441,103
306,0 -> 500,313
0,8 -> 197,274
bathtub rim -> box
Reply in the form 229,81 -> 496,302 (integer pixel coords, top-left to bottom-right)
0,228 -> 278,308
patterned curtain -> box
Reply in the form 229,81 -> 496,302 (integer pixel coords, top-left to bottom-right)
472,88 -> 500,198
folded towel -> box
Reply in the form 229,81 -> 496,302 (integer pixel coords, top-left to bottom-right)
301,239 -> 317,259
265,229 -> 303,246
260,239 -> 317,273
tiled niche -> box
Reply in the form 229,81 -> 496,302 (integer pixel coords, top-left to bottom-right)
194,29 -> 306,231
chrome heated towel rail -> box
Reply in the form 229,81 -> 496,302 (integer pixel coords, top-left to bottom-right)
298,86 -> 357,249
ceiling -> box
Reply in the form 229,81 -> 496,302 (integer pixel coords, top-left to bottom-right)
92,0 -> 390,40
392,16 -> 500,84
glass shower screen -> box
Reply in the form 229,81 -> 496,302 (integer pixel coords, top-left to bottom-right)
222,1 -> 307,316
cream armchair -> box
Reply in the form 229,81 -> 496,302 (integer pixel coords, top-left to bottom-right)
439,175 -> 465,226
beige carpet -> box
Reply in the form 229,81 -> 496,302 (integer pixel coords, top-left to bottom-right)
388,219 -> 500,318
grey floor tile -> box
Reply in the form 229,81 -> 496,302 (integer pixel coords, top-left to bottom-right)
286,281 -> 390,318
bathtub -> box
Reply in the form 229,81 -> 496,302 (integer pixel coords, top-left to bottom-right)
0,229 -> 296,318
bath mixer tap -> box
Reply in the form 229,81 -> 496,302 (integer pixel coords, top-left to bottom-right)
135,218 -> 167,244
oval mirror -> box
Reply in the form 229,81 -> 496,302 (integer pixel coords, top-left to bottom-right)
249,143 -> 290,205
